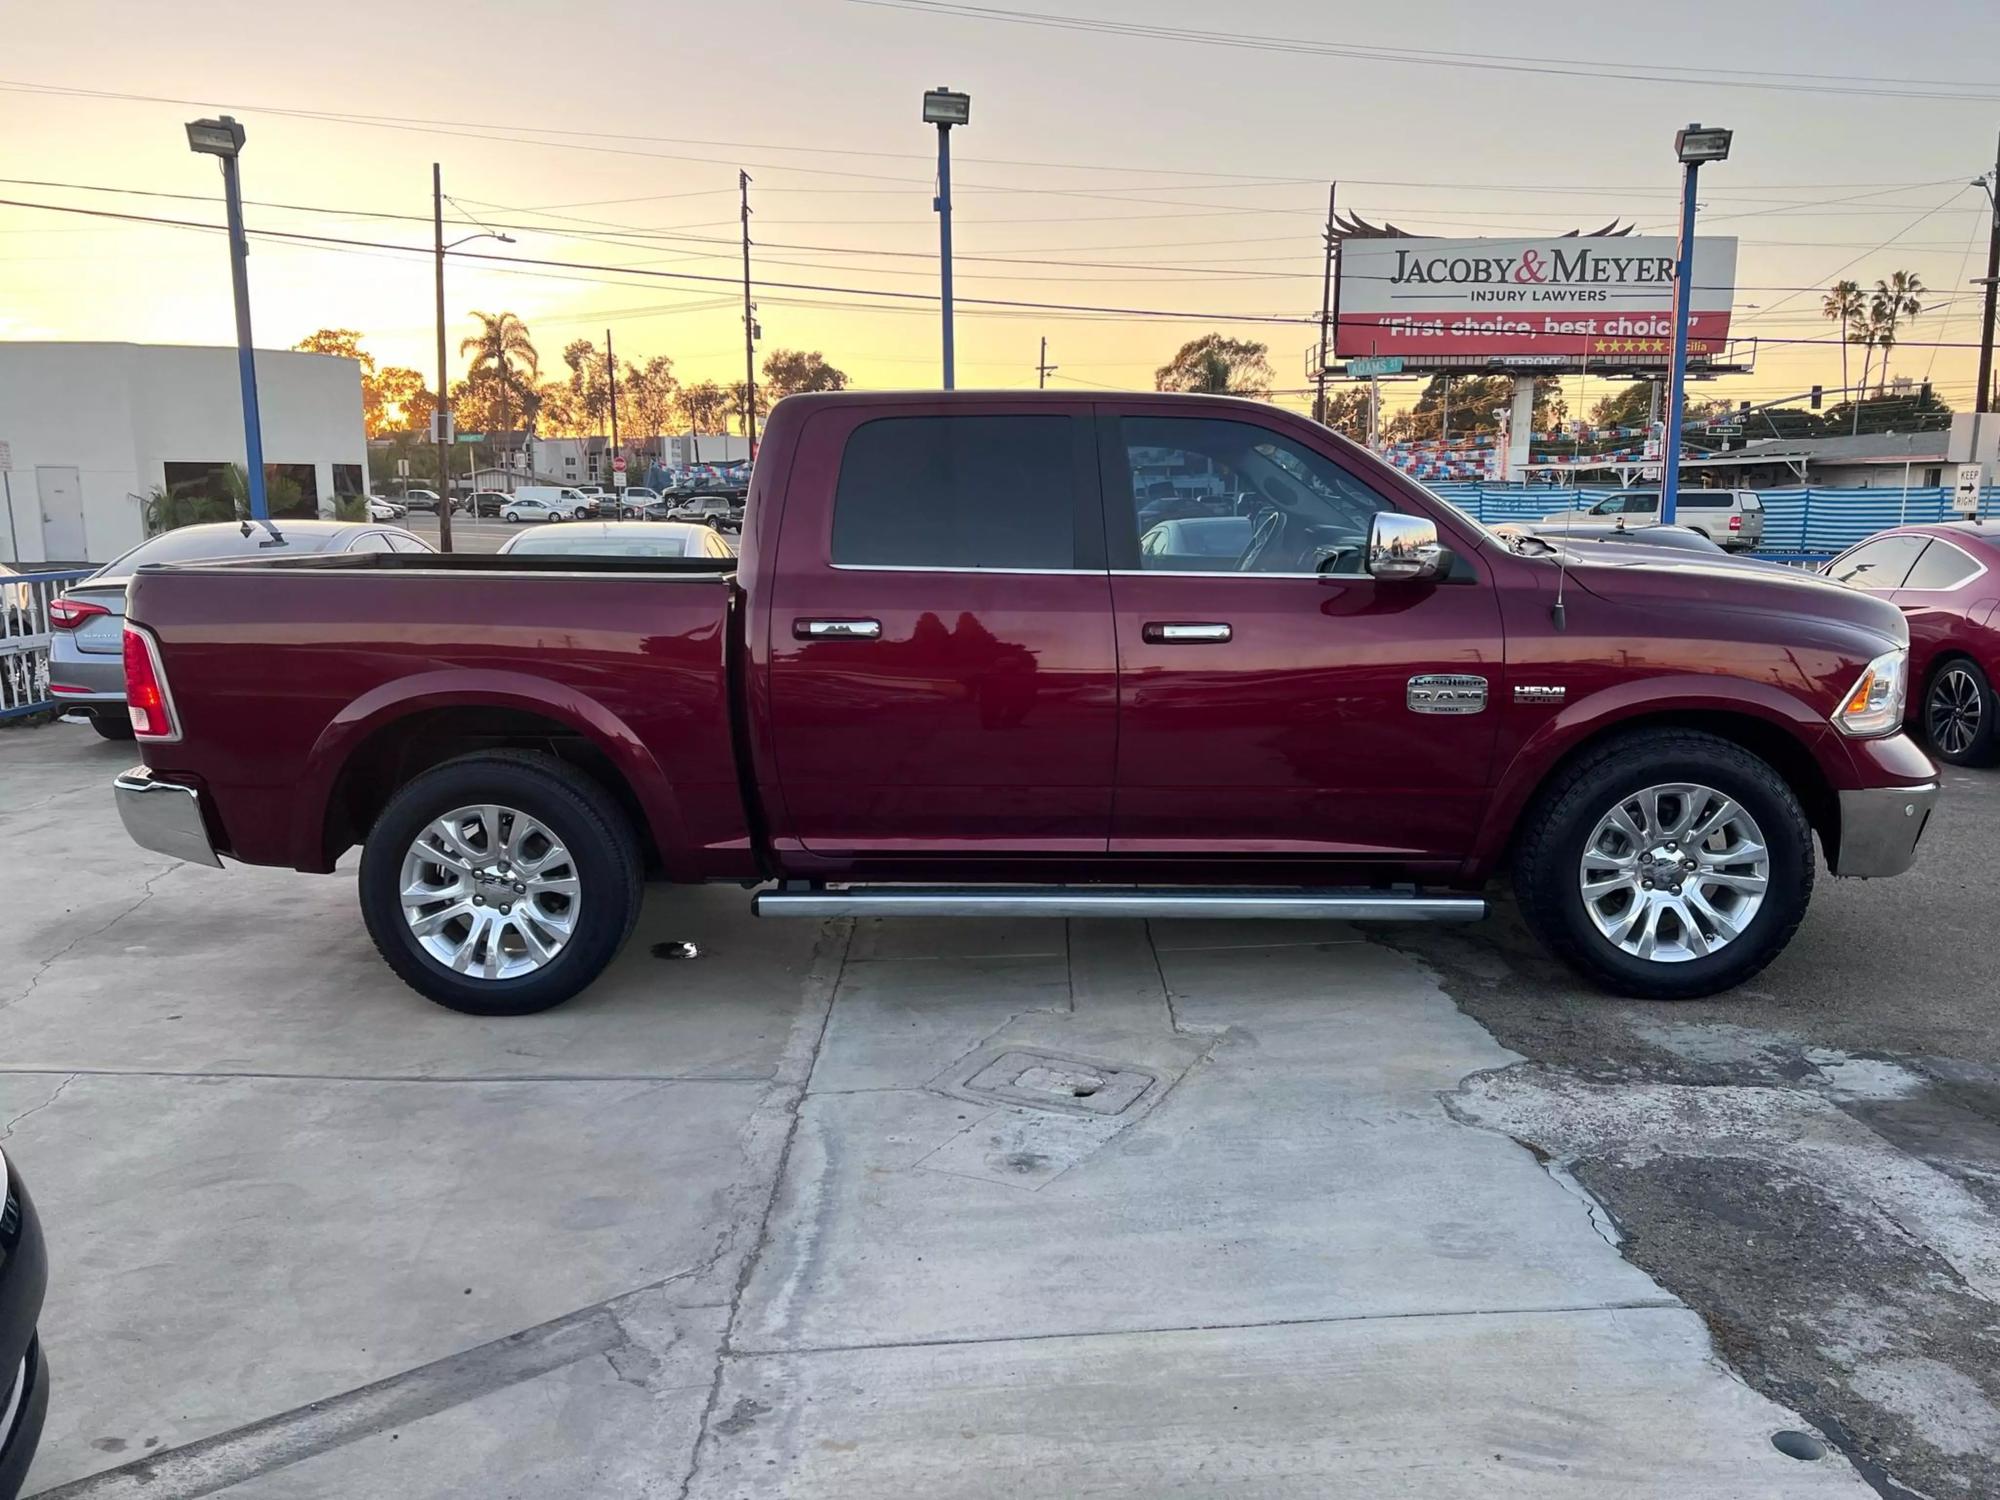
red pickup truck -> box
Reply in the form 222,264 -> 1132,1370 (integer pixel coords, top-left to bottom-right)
113,392 -> 1938,1014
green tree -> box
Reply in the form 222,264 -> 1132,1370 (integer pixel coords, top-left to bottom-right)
762,348 -> 849,398
562,338 -> 612,436
622,355 -> 680,439
729,381 -> 772,436
1868,271 -> 1925,394
1321,388 -> 1371,442
1154,334 -> 1273,397
1821,280 -> 1864,404
677,381 -> 731,461
458,311 -> 539,445
293,329 -> 431,437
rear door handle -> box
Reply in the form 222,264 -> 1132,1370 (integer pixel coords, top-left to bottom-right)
795,618 -> 882,640
1142,622 -> 1232,644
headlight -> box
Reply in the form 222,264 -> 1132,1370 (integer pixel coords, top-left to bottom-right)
1833,648 -> 1908,737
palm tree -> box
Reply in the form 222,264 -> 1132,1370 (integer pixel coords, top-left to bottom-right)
1868,272 -> 1925,395
1821,280 -> 1863,410
459,312 -> 539,491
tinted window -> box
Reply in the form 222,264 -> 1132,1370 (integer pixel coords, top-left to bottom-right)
1677,493 -> 1727,508
1828,534 -> 1927,589
1902,540 -> 1981,591
832,415 -> 1081,570
1117,416 -> 1393,575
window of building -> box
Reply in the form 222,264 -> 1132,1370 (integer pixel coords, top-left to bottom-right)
830,414 -> 1083,570
333,464 -> 365,499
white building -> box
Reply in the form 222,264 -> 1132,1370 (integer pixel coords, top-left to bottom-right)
0,341 -> 369,564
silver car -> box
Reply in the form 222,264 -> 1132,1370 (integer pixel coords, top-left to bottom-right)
1538,489 -> 1765,551
48,520 -> 433,739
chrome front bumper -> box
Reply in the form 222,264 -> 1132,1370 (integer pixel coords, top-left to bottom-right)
1831,782 -> 1939,878
114,767 -> 222,868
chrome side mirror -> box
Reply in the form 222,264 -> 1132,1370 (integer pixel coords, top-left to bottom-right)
1368,512 -> 1445,582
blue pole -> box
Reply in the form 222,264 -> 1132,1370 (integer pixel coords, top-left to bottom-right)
936,122 -> 955,390
219,153 -> 269,520
1659,143 -> 1701,527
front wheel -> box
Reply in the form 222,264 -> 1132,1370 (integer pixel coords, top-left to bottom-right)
1924,658 -> 1997,766
358,751 -> 644,1014
1514,731 -> 1814,999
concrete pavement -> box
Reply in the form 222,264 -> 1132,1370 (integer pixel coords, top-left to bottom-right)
0,722 -> 1912,1495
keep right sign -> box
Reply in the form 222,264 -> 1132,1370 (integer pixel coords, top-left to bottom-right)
1954,463 -> 1984,516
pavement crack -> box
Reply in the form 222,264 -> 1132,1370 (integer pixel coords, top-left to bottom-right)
674,918 -> 851,1500
3,862 -> 180,1013
0,1071 -> 78,1142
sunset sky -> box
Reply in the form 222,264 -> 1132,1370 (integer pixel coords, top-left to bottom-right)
4,0 -> 1999,426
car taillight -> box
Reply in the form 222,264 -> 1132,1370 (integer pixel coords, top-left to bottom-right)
1728,515 -> 1743,531
122,624 -> 180,740
48,596 -> 110,630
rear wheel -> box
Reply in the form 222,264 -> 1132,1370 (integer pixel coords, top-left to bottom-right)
1924,658 -> 1996,766
1514,731 -> 1813,999
358,752 -> 643,1015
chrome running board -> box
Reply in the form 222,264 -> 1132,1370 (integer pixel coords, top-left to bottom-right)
752,886 -> 1486,922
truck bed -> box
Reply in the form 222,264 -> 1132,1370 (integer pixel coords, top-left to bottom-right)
125,551 -> 752,876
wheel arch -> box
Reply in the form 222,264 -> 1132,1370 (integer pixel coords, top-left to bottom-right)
1472,697 -> 1840,879
294,672 -> 692,877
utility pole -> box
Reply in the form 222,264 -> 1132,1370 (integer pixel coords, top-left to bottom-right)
1037,336 -> 1057,389
1975,133 -> 1999,414
1314,183 -> 1337,426
432,163 -> 454,552
740,170 -> 758,452
605,327 -> 620,492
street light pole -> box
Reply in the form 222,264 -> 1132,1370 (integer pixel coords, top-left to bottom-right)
433,163 -> 454,552
739,170 -> 758,452
186,116 -> 266,521
922,88 -> 970,390
1660,123 -> 1732,527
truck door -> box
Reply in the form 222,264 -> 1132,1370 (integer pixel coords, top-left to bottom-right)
1102,407 -> 1503,862
764,400 -> 1116,856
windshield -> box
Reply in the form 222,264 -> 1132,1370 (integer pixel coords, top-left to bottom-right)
506,530 -> 696,557
94,524 -> 333,576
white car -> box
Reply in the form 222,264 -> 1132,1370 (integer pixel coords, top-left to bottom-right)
366,496 -> 407,522
501,496 -> 584,524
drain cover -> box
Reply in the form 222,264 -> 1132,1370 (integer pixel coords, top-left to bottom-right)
958,1049 -> 1156,1117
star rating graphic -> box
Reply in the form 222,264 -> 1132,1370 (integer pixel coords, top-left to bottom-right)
1587,337 -> 1713,356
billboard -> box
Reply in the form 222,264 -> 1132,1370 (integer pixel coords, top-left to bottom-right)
1335,235 -> 1738,368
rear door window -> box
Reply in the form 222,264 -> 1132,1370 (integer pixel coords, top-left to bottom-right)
1828,534 -> 1927,590
1900,540 -> 1981,591
831,414 -> 1089,570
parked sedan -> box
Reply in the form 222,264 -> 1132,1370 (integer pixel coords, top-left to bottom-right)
366,496 -> 407,521
497,520 -> 737,560
1,1145 -> 49,1500
48,521 -> 433,738
1823,521 -> 2000,765
499,496 -> 580,524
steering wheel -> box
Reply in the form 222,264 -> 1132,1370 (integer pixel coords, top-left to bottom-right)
1236,509 -> 1290,572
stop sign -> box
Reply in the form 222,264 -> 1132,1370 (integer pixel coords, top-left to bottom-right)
613,455 -> 628,472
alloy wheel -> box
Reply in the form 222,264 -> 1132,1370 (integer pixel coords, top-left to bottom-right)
1927,667 -> 1983,760
398,803 -> 581,979
1578,782 -> 1770,963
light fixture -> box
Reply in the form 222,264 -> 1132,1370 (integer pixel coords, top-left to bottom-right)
1674,125 -> 1733,164
184,115 -> 246,158
921,88 -> 971,126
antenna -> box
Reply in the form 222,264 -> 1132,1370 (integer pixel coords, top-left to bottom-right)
1551,487 -> 1574,632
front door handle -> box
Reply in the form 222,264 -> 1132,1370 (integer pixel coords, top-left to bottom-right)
796,618 -> 882,640
1142,622 -> 1232,644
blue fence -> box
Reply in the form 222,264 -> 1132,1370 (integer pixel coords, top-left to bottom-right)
1423,483 -> 1999,556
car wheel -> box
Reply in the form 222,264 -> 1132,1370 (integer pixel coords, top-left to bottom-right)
358,751 -> 644,1015
1514,730 -> 1813,999
1925,658 -> 1997,766
90,714 -> 136,741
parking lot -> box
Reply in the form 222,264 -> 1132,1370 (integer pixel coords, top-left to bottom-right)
3,721 -> 1996,1498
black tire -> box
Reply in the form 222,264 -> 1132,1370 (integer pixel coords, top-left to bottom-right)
1513,730 -> 1814,1000
358,751 -> 643,1015
90,714 -> 136,741
1923,657 -> 1998,767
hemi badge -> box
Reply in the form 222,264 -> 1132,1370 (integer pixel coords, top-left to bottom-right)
1407,675 -> 1488,715
1515,684 -> 1567,705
